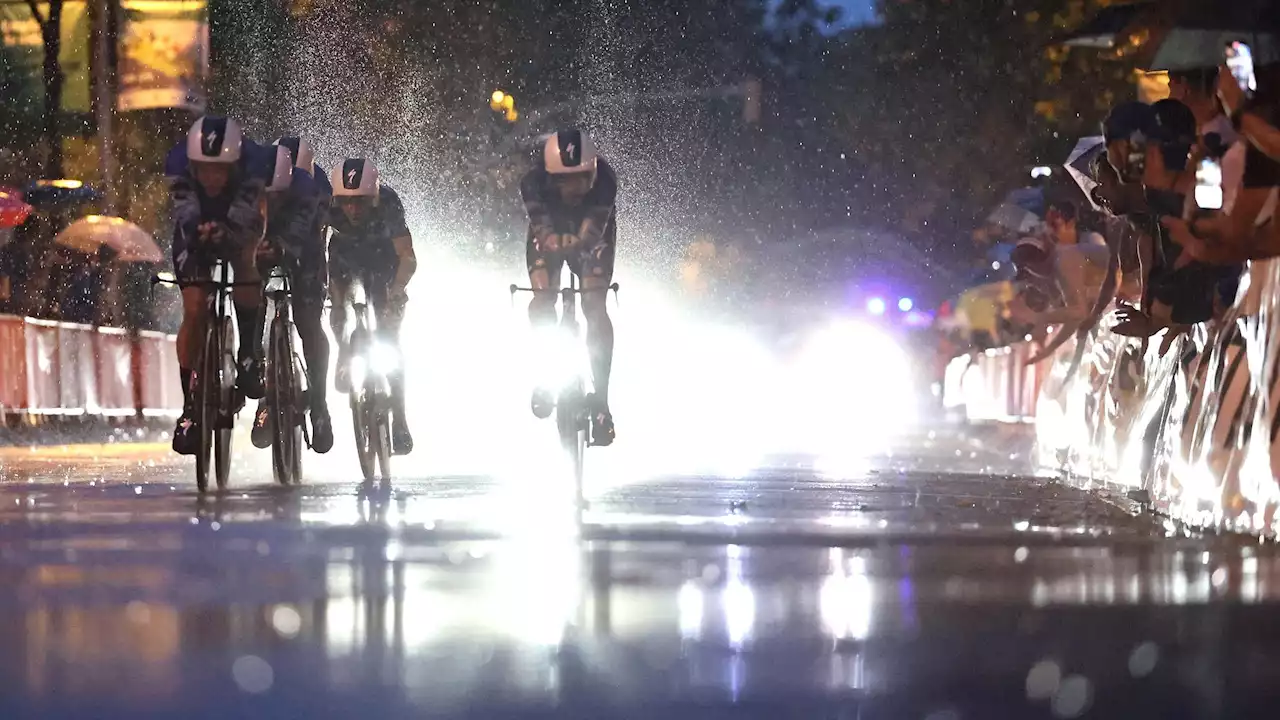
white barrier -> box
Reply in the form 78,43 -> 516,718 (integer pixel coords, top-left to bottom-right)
949,259 -> 1280,536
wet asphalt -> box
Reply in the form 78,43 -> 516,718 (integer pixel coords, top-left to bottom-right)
0,422 -> 1276,719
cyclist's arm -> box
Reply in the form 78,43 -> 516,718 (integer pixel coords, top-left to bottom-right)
520,170 -> 556,244
574,162 -> 617,247
392,234 -> 416,292
224,180 -> 267,245
382,187 -> 416,293
576,204 -> 614,247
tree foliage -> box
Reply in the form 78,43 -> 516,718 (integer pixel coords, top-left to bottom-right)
823,0 -> 1138,260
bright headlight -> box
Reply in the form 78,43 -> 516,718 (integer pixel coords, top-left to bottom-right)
532,327 -> 585,391
370,341 -> 400,375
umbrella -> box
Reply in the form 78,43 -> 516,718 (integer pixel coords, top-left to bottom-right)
984,187 -> 1045,234
54,216 -> 164,263
0,187 -> 32,229
1063,136 -> 1107,210
23,179 -> 102,209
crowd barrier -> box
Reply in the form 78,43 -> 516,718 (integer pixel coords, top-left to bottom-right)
0,314 -> 181,418
946,259 -> 1280,536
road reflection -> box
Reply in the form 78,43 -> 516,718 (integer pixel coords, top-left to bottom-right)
3,520 -> 1280,712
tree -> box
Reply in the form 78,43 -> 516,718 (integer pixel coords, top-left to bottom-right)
820,0 -> 1138,263
0,32 -> 41,148
23,0 -> 66,178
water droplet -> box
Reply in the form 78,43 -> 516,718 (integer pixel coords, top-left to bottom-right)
271,606 -> 302,638
1026,659 -> 1061,699
1128,642 -> 1158,677
232,655 -> 274,694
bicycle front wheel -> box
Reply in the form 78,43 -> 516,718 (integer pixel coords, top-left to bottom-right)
269,317 -> 302,486
214,319 -> 235,492
195,322 -> 219,494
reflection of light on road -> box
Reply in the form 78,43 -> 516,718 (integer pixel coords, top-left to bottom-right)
820,549 -> 873,640
723,544 -> 754,648
487,535 -> 581,645
678,581 -> 704,640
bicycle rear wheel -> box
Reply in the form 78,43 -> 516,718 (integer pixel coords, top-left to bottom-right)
558,383 -> 588,509
269,317 -> 302,486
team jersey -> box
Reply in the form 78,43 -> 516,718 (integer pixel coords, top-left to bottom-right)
520,157 -> 617,246
267,166 -> 329,260
166,138 -> 272,251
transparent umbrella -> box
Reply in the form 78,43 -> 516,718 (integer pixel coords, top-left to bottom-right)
54,216 -> 164,263
1064,136 -> 1107,210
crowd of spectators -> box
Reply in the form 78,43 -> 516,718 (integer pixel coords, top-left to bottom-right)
0,207 -> 169,332
945,56 -> 1280,374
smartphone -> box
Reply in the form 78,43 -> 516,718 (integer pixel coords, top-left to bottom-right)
1195,156 -> 1223,210
1225,41 -> 1256,96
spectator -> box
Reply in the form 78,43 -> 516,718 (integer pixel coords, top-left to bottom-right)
1163,64 -> 1280,263
1046,200 -> 1106,248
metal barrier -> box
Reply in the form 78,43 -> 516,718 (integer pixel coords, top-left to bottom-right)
947,259 -> 1280,537
0,314 -> 180,417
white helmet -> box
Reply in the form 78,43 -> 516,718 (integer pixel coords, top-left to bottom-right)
265,144 -> 294,193
543,129 -> 597,175
331,158 -> 379,199
275,136 -> 315,174
186,115 -> 243,164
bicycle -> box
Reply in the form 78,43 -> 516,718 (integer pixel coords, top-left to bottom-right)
343,279 -> 395,483
262,263 -> 309,486
153,259 -> 258,493
510,275 -> 619,510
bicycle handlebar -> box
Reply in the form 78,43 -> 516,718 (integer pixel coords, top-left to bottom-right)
509,282 -> 620,295
151,274 -> 262,290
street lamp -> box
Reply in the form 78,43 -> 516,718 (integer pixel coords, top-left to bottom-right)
490,90 -> 506,111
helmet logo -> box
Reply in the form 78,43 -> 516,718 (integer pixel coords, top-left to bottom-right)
341,158 -> 365,190
566,143 -> 576,161
205,131 -> 219,155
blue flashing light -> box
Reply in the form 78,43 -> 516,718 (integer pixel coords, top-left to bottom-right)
898,297 -> 914,312
867,297 -> 886,315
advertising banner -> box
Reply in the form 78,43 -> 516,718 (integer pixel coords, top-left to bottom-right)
117,0 -> 208,111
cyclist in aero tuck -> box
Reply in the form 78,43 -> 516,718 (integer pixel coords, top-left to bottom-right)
327,159 -> 418,456
521,128 -> 618,446
165,116 -> 272,456
250,142 -> 335,454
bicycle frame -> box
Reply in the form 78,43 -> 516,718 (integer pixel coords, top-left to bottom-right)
152,258 -> 257,493
509,277 -> 619,516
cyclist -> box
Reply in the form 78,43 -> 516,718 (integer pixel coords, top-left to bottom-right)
520,128 -> 617,446
165,116 -> 271,455
250,143 -> 335,454
327,158 -> 417,455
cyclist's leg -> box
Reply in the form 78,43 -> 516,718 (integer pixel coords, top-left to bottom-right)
293,257 -> 333,452
526,225 -> 562,327
173,243 -> 210,454
230,236 -> 265,398
571,235 -> 617,444
527,226 -> 565,418
328,245 -> 355,393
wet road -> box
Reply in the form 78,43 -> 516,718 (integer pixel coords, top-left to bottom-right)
1,424 -> 1279,719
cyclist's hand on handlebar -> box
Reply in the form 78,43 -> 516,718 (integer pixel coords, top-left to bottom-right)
388,286 -> 409,308
197,221 -> 227,245
254,238 -> 279,264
